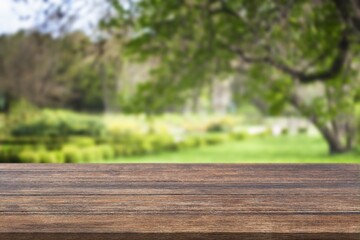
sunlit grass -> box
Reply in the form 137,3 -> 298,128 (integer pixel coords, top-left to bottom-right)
92,135 -> 360,164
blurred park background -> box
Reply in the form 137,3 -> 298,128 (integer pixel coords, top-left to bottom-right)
0,0 -> 359,163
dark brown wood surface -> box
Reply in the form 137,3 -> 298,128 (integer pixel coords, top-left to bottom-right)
0,164 -> 359,240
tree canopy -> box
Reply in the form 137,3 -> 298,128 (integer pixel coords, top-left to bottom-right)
109,0 -> 360,82
105,0 -> 360,153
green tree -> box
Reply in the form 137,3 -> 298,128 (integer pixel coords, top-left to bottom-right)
107,0 -> 360,154
0,31 -> 114,112
0,32 -> 68,108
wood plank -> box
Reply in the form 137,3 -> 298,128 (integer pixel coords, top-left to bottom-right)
0,164 -> 359,240
1,195 -> 358,213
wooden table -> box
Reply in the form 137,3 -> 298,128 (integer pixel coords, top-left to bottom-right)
0,164 -> 359,240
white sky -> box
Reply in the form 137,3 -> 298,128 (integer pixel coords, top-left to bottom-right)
0,0 -> 36,34
0,0 -> 110,35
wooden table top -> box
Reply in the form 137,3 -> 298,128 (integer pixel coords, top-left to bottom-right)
0,164 -> 359,240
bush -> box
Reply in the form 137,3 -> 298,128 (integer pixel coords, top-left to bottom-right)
298,127 -> 308,134
177,137 -> 200,149
206,116 -> 237,133
206,122 -> 227,133
62,145 -> 84,163
147,133 -> 177,152
38,151 -> 64,163
113,144 -> 126,157
0,145 -> 24,162
281,128 -> 289,135
190,136 -> 207,147
99,144 -> 115,160
68,137 -> 96,147
18,150 -> 42,163
17,150 -> 64,163
230,131 -> 248,141
203,134 -> 228,145
2,113 -> 246,162
0,137 -> 66,148
11,110 -> 105,138
130,135 -> 155,155
5,100 -> 39,133
109,132 -> 179,157
82,148 -> 100,162
62,144 -> 115,162
108,132 -> 177,156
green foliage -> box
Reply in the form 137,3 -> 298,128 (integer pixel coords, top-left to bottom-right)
0,32 -> 115,112
39,151 -> 65,163
62,145 -> 108,163
62,145 -> 84,163
105,0 -> 360,154
18,150 -> 42,163
106,0 -> 349,105
18,150 -> 64,163
81,147 -> 102,162
281,128 -> 289,136
5,100 -> 39,132
11,110 -> 105,137
108,132 -> 177,157
147,133 -> 178,152
206,116 -> 237,133
206,122 -> 228,133
202,134 -> 228,145
118,81 -> 188,114
68,137 -> 96,147
356,103 -> 360,147
177,137 -> 198,150
298,127 -> 308,134
99,144 -> 115,159
230,131 -> 248,141
0,111 -> 274,163
0,145 -> 23,163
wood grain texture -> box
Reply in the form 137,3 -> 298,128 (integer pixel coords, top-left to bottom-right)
0,164 -> 359,240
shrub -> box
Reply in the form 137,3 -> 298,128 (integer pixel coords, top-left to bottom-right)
38,151 -> 65,163
5,100 -> 39,133
281,128 -> 289,135
181,135 -> 207,148
206,122 -> 227,133
0,137 -> 67,149
0,145 -> 24,162
110,132 -> 178,157
206,116 -> 237,133
109,132 -> 177,155
11,110 -> 105,138
62,145 -> 84,163
147,133 -> 177,152
68,137 -> 96,147
127,134 -> 153,155
81,148 -> 99,162
99,145 -> 115,160
203,134 -> 228,145
18,150 -> 42,163
23,152 -> 38,163
230,131 -> 248,141
113,144 -> 126,157
55,151 -> 65,163
298,127 -> 308,134
18,150 -> 65,163
62,145 -> 115,162
177,137 -> 199,149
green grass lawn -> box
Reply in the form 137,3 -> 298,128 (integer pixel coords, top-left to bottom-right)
93,135 -> 360,164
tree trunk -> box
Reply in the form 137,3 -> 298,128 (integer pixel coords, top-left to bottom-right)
192,85 -> 201,113
100,63 -> 110,113
290,93 -> 356,155
317,125 -> 352,154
